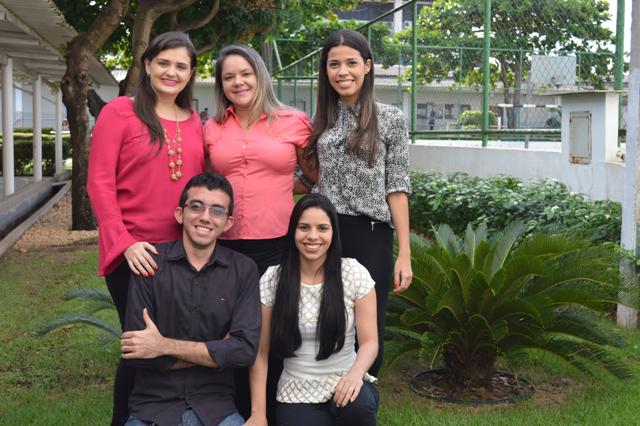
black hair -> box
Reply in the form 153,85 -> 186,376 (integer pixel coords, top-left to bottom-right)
270,193 -> 346,361
179,172 -> 234,215
305,29 -> 380,167
134,31 -> 197,146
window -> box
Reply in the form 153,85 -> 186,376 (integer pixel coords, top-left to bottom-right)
445,104 -> 455,119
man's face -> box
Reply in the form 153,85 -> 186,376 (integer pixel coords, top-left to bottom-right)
175,187 -> 234,251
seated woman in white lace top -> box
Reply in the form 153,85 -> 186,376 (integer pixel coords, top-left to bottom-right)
246,193 -> 379,426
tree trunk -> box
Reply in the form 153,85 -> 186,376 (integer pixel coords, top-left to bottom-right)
120,2 -> 157,96
120,0 -> 201,96
60,0 -> 130,230
87,88 -> 107,118
62,37 -> 94,229
498,57 -> 514,129
512,61 -> 522,130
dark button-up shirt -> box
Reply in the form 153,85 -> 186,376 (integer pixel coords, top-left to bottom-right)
123,240 -> 261,426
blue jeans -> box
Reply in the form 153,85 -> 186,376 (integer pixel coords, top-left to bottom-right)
126,409 -> 244,426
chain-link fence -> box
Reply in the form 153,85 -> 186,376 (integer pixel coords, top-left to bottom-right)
271,0 -> 625,147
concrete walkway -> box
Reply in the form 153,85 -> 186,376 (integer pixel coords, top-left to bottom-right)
0,177 -> 37,202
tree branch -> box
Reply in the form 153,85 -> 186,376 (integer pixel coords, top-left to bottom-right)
196,39 -> 217,56
84,0 -> 131,52
124,9 -> 135,28
173,0 -> 221,32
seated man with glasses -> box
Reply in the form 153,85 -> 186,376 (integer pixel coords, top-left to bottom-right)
120,172 -> 260,426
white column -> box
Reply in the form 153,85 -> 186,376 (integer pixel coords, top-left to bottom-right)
32,74 -> 42,181
54,88 -> 63,176
2,57 -> 14,196
393,0 -> 404,34
618,0 -> 640,328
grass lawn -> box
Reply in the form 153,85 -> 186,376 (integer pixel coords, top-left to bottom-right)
2,241 -> 640,425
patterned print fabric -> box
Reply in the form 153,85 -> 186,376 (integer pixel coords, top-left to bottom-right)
312,100 -> 411,224
260,258 -> 377,403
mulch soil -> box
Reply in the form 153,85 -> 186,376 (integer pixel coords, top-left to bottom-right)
13,192 -> 98,253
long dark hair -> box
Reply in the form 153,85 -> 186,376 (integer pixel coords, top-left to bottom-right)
134,31 -> 197,146
270,194 -> 346,361
305,29 -> 380,167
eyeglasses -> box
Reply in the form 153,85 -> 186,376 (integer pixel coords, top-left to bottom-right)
184,200 -> 229,218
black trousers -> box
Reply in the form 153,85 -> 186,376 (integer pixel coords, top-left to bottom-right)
105,261 -> 135,426
275,382 -> 379,426
218,236 -> 286,424
338,214 -> 393,376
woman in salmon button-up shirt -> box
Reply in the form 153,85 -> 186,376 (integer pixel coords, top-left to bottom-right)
204,44 -> 315,274
204,44 -> 315,424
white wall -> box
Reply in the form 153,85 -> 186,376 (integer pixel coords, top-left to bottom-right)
409,142 -> 625,202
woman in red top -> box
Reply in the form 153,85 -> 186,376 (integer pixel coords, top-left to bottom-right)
87,31 -> 204,425
204,44 -> 315,423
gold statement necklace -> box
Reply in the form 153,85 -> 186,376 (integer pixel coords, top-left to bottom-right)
163,108 -> 183,181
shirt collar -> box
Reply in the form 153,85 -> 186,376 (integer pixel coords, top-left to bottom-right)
167,239 -> 231,269
338,99 -> 361,116
224,105 -> 267,122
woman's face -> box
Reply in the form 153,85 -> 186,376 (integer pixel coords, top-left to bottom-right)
326,45 -> 372,106
295,207 -> 333,265
144,47 -> 193,100
220,54 -> 258,111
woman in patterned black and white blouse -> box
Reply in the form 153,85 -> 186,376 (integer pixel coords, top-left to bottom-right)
246,193 -> 379,426
304,29 -> 412,376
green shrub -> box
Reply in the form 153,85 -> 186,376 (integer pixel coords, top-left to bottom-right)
385,223 -> 634,384
0,138 -> 72,176
409,171 -> 621,244
14,127 -> 55,134
458,110 -> 497,129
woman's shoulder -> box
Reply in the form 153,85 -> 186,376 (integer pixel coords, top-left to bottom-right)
274,108 -> 310,124
341,258 -> 372,279
375,101 -> 405,121
102,96 -> 135,118
260,264 -> 281,285
341,258 -> 375,300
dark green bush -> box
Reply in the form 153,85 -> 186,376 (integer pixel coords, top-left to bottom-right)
458,110 -> 497,129
14,127 -> 54,134
409,171 -> 621,244
0,138 -> 72,176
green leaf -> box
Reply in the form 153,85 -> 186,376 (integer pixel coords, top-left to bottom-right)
489,220 -> 525,277
492,299 -> 544,325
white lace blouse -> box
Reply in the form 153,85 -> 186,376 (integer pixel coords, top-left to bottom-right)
260,258 -> 377,403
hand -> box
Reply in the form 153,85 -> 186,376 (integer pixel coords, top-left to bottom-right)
334,372 -> 363,408
121,308 -> 165,359
393,253 -> 413,292
124,242 -> 158,277
244,413 -> 267,426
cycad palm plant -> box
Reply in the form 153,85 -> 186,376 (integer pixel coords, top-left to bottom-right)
386,222 -> 634,386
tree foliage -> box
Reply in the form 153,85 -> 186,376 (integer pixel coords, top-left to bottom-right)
384,0 -> 614,127
391,0 -> 613,85
52,0 -> 358,229
273,15 -> 391,76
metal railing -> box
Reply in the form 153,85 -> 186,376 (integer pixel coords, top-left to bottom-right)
270,0 -> 626,147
